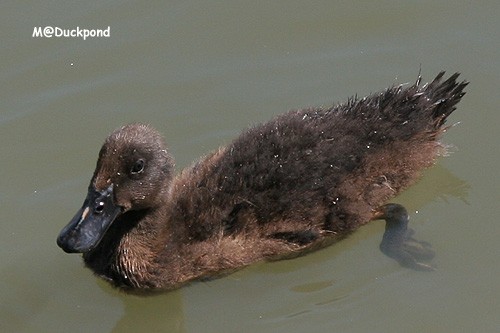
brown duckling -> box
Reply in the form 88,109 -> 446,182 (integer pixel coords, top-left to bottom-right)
57,72 -> 467,292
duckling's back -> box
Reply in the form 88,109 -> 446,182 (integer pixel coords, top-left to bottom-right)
174,72 -> 467,258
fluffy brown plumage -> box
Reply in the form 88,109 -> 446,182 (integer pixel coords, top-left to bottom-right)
57,72 -> 467,292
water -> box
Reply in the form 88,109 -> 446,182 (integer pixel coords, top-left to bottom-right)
1,1 -> 499,332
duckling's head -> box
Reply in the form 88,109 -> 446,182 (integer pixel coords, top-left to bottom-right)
93,123 -> 174,210
57,123 -> 174,253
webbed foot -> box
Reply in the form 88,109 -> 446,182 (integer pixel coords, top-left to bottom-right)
372,204 -> 436,271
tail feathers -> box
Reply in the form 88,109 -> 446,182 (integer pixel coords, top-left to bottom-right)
420,71 -> 468,128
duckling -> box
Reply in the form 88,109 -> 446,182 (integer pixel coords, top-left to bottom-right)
57,72 -> 467,292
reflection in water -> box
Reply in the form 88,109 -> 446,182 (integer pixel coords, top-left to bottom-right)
396,164 -> 469,209
110,289 -> 186,333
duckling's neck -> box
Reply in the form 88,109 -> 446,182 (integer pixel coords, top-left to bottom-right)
83,207 -> 184,290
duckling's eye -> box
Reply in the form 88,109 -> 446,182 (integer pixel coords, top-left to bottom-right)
130,159 -> 145,175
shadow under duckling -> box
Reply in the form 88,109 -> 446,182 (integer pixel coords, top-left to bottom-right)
57,72 -> 467,292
